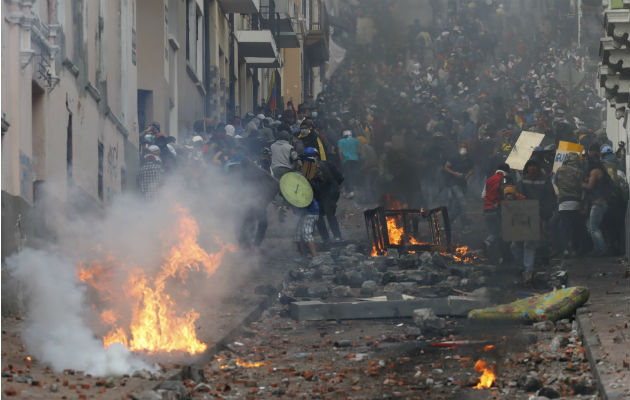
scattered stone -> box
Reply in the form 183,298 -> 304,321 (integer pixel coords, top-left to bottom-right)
431,253 -> 448,268
470,287 -> 491,300
537,386 -> 561,398
517,374 -> 543,392
134,390 -> 162,400
289,269 -> 305,281
334,339 -> 352,348
383,282 -> 404,294
49,383 -> 59,393
346,270 -> 364,288
533,321 -> 555,331
419,252 -> 433,265
381,272 -> 398,285
181,365 -> 205,382
398,254 -> 417,269
156,380 -> 189,399
523,332 -> 538,344
13,375 -> 31,384
105,377 -> 116,388
332,285 -> 353,297
412,308 -> 446,332
549,335 -> 569,351
360,280 -> 377,296
272,387 -> 286,396
307,283 -> 331,298
193,383 -> 211,392
403,326 -> 422,337
132,370 -> 152,380
554,319 -> 571,332
311,253 -> 333,267
571,376 -> 596,394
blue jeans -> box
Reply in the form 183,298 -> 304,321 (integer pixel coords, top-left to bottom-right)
588,202 -> 608,253
511,241 -> 537,272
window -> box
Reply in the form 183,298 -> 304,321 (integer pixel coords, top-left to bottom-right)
186,0 -> 203,79
98,141 -> 104,201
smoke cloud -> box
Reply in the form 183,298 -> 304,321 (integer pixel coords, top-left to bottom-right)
5,165 -> 266,376
5,248 -> 154,376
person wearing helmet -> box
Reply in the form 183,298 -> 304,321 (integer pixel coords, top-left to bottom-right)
301,147 -> 344,243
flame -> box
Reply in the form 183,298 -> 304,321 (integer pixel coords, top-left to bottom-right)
472,360 -> 495,389
370,244 -> 379,257
386,216 -> 405,245
483,345 -> 495,352
235,359 -> 271,368
441,245 -> 478,263
79,204 -> 235,354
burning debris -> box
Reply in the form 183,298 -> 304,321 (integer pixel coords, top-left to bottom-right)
472,359 -> 495,389
78,204 -> 236,355
365,206 -> 452,257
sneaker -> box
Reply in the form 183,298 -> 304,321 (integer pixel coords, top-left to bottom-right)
333,237 -> 342,242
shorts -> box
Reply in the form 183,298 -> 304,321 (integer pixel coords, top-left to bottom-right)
294,214 -> 319,243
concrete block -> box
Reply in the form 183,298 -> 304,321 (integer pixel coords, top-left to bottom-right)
289,296 -> 487,321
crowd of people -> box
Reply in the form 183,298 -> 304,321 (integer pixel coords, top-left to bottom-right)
136,0 -> 628,277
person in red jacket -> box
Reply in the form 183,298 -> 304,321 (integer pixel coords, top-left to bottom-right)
482,163 -> 510,262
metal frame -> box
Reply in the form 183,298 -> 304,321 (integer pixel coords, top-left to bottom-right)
364,206 -> 452,256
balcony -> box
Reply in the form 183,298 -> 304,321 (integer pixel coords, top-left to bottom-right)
305,21 -> 329,64
217,0 -> 260,14
236,29 -> 279,59
604,8 -> 630,46
600,36 -> 630,73
244,52 -> 284,68
259,0 -> 300,48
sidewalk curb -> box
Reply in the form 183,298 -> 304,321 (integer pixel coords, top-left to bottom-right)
575,307 -> 628,400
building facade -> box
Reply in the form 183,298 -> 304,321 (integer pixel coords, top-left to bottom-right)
598,0 -> 629,252
1,0 -> 330,261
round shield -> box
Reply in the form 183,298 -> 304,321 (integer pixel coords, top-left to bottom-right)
279,172 -> 313,208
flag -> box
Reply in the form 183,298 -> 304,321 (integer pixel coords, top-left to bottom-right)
265,73 -> 277,111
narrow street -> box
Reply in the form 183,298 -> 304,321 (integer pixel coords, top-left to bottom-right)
3,198 -> 623,399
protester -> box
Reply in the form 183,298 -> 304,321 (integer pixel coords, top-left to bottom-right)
138,145 -> 163,200
337,130 -> 360,198
482,162 -> 510,262
270,130 -> 298,178
443,144 -> 474,230
583,151 -> 612,256
555,153 -> 585,257
301,147 -> 344,243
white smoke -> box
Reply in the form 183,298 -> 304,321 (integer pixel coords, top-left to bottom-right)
5,247 -> 154,376
3,166 -> 263,376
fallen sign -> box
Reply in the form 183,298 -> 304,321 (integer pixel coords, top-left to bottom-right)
289,296 -> 488,321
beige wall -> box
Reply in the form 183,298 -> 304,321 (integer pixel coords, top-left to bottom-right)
137,0 -> 168,131
281,47 -> 302,106
2,0 -> 137,207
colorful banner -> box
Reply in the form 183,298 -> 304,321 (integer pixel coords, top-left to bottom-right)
552,141 -> 584,173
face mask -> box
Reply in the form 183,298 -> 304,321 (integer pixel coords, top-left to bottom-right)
311,112 -> 318,118
144,134 -> 155,142
459,148 -> 467,156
